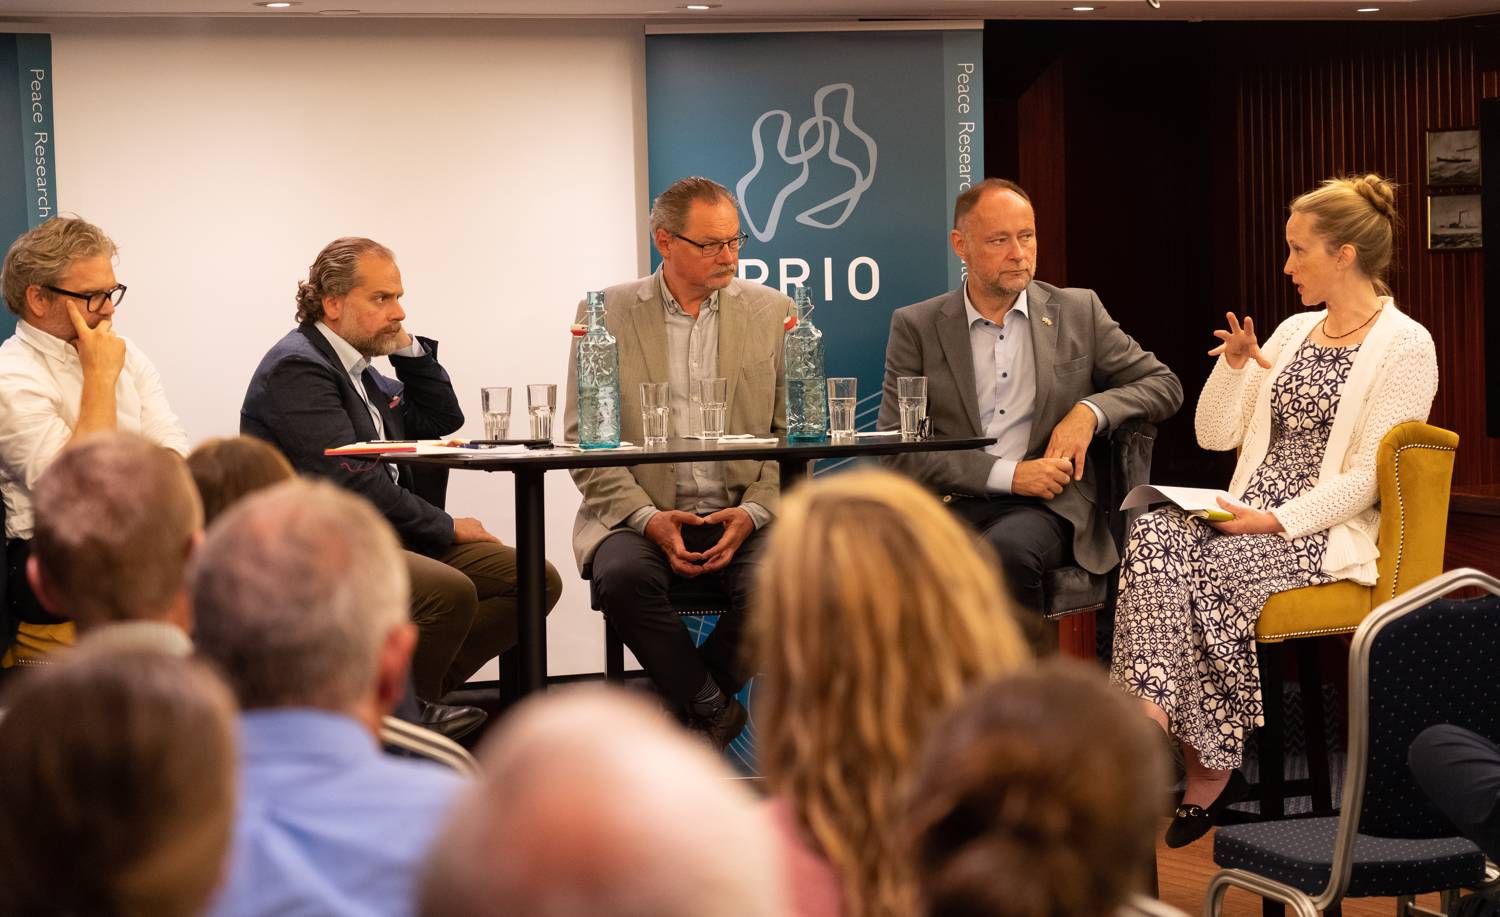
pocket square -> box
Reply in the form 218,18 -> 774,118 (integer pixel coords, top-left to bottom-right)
388,395 -> 401,409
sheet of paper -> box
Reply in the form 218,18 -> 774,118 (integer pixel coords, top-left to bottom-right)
1120,484 -> 1242,516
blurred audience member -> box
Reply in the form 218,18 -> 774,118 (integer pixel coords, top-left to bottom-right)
751,468 -> 1032,917
193,479 -> 463,917
418,688 -> 784,917
187,434 -> 295,524
26,431 -> 200,656
907,659 -> 1167,917
0,646 -> 237,917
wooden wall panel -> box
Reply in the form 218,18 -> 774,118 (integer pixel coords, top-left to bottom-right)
1231,29 -> 1496,487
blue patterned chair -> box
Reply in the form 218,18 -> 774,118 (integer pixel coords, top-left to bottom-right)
1206,567 -> 1500,917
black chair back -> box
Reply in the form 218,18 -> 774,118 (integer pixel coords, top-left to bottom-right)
1358,589 -> 1500,838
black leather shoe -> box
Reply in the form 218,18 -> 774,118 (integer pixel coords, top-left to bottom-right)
689,696 -> 748,751
1165,769 -> 1249,848
417,699 -> 487,742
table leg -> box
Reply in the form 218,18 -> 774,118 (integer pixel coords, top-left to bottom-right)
778,457 -> 812,488
513,467 -> 548,697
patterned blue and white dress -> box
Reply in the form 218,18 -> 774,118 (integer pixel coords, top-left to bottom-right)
1111,338 -> 1357,771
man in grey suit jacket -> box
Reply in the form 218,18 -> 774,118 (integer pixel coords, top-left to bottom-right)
564,177 -> 789,748
878,179 -> 1182,619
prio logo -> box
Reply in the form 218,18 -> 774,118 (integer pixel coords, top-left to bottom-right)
736,83 -> 877,244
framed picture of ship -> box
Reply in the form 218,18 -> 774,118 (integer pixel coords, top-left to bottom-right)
1428,194 -> 1482,250
1426,128 -> 1481,188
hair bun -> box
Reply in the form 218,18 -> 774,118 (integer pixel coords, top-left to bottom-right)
1353,173 -> 1399,222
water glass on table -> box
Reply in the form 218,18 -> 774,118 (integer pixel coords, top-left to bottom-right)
897,376 -> 928,439
528,383 -> 556,440
698,377 -> 728,440
640,382 -> 670,447
480,386 -> 511,440
827,377 -> 857,437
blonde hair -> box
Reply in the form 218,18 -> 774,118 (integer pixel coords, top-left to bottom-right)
751,469 -> 1031,917
32,432 -> 203,631
2,215 -> 116,316
1290,173 -> 1400,296
0,647 -> 238,917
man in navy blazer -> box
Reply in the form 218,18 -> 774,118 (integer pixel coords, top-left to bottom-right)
242,237 -> 561,725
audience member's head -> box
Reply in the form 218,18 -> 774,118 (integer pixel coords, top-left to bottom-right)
1289,173 -> 1400,295
751,468 -> 1031,917
29,431 -> 203,634
187,434 -> 295,525
0,646 -> 238,917
2,215 -> 119,332
907,659 -> 1167,917
418,688 -> 785,917
190,479 -> 414,728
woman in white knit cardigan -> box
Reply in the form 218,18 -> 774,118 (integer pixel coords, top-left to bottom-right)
1110,174 -> 1439,848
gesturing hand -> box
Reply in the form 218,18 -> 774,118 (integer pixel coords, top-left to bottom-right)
67,301 -> 126,385
698,507 -> 754,574
1207,498 -> 1284,535
1208,312 -> 1272,371
453,516 -> 502,544
644,510 -> 708,578
1044,403 -> 1098,481
1012,457 -> 1074,500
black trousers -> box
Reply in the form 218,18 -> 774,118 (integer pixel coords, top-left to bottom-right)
945,494 -> 1073,618
590,519 -> 769,709
1409,723 -> 1500,862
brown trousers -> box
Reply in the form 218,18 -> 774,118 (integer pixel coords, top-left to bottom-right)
404,542 -> 563,701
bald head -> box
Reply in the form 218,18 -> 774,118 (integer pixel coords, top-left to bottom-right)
418,689 -> 785,917
30,431 -> 201,631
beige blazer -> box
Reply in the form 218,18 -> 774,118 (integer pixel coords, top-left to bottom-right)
564,274 -> 791,571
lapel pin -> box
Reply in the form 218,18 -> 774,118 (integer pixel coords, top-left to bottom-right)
1041,316 -> 1054,327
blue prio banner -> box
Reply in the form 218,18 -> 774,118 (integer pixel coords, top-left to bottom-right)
646,27 -> 984,435
0,33 -> 56,337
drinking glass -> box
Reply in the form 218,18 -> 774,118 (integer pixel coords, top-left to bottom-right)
827,377 -> 857,436
698,377 -> 728,440
897,376 -> 928,439
640,382 -> 670,447
528,383 -> 557,440
480,386 -> 511,440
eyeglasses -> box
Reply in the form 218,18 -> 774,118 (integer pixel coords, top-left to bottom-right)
672,232 -> 748,257
43,283 -> 128,313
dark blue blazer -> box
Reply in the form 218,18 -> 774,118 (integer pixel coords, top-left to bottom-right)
240,323 -> 464,557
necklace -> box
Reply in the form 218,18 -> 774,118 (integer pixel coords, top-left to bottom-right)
1321,307 -> 1382,340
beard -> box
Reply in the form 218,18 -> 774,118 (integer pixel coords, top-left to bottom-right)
344,326 -> 407,358
973,266 -> 1033,300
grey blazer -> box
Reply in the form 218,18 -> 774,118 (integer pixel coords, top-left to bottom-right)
564,274 -> 792,571
876,280 -> 1182,574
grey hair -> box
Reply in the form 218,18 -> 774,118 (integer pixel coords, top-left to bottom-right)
2,216 -> 116,317
648,177 -> 737,237
418,690 -> 786,917
189,479 -> 408,712
294,236 -> 395,324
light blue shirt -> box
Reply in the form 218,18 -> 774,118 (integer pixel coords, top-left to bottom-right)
964,285 -> 1104,494
206,708 -> 465,917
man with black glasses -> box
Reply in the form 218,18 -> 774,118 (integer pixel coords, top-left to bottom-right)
0,216 -> 189,666
563,176 -> 790,749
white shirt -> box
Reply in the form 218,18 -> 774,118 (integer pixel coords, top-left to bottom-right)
0,320 -> 190,540
314,322 -> 426,484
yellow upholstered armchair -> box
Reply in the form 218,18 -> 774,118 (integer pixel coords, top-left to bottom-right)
1253,421 -> 1459,818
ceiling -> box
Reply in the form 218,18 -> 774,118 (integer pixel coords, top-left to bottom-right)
0,0 -> 1497,22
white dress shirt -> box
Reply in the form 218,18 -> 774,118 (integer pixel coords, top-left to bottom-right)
0,320 -> 190,540
964,285 -> 1104,494
314,322 -> 426,484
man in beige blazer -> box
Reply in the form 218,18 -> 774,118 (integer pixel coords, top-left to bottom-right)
564,176 -> 789,748
878,178 -> 1182,619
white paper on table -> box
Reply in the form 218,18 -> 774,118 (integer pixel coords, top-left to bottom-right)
682,434 -> 778,444
551,442 -> 642,453
413,443 -> 528,456
854,430 -> 902,438
1119,484 -> 1243,521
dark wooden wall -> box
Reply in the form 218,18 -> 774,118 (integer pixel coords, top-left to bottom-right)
984,16 -> 1500,494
